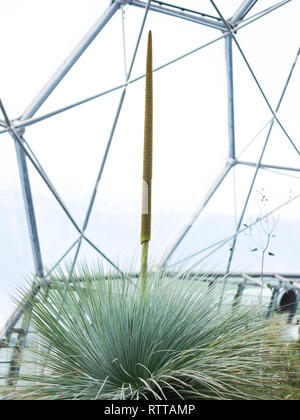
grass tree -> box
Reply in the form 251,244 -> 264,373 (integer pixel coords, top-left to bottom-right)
4,269 -> 294,400
2,32 -> 297,401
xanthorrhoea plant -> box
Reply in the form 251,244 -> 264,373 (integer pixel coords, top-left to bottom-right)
5,268 -> 292,400
2,32 -> 296,401
140,31 -> 153,293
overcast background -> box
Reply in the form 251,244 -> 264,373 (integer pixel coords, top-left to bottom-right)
0,0 -> 300,329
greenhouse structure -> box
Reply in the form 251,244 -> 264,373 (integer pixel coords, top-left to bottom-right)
0,0 -> 299,398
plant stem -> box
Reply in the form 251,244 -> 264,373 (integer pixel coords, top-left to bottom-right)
140,242 -> 149,292
259,233 -> 271,309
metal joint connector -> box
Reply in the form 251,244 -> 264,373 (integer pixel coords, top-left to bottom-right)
223,20 -> 237,33
227,157 -> 237,167
12,123 -> 25,137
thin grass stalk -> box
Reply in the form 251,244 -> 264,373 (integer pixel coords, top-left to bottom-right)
140,31 -> 153,292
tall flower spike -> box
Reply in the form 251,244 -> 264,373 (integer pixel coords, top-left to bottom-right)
140,31 -> 153,292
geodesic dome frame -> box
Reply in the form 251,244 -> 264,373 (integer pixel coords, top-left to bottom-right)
0,0 -> 300,386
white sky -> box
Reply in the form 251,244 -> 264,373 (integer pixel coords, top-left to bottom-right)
0,0 -> 300,327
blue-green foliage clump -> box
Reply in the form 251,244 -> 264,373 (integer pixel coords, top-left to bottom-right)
6,267 -> 292,400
